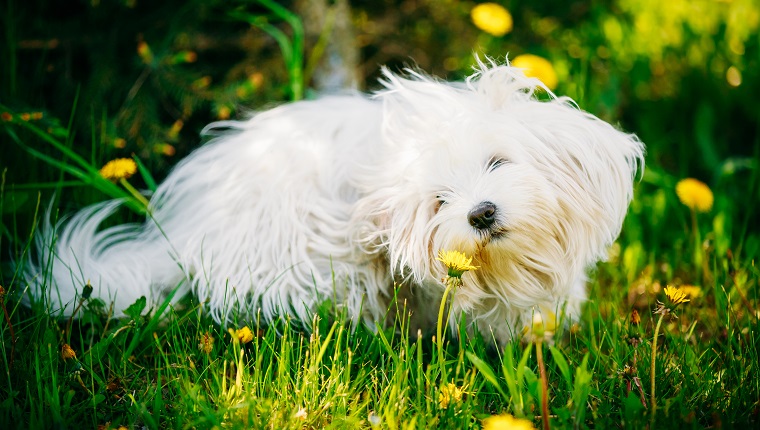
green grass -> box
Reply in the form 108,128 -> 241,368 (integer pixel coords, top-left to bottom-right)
0,162 -> 759,428
1,1 -> 759,427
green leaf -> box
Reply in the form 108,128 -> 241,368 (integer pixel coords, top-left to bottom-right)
1,190 -> 29,213
133,155 -> 158,192
123,280 -> 185,359
123,296 -> 147,320
466,351 -> 508,400
92,393 -> 106,406
549,345 -> 573,388
572,353 -> 593,427
623,391 -> 646,427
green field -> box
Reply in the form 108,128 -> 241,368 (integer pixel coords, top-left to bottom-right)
1,1 -> 758,428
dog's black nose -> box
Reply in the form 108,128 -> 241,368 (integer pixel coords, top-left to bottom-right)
468,201 -> 497,230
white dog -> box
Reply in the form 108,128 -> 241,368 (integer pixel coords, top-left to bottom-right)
26,60 -> 644,344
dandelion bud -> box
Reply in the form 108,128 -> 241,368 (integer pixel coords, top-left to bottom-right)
61,344 -> 77,360
82,282 -> 93,299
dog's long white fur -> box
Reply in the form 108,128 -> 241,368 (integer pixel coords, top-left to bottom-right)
25,60 -> 644,344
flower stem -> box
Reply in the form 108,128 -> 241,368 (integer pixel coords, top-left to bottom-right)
536,341 -> 551,430
650,313 -> 665,422
120,177 -> 151,209
436,277 -> 457,379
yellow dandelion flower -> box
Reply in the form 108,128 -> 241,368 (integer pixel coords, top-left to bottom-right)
471,3 -> 513,37
235,326 -> 254,344
199,331 -> 215,354
482,413 -> 535,430
99,158 -> 137,181
438,382 -> 467,408
61,344 -> 77,360
437,250 -> 479,278
512,54 -> 559,90
663,285 -> 690,306
675,178 -> 713,212
679,285 -> 702,299
1,112 -> 12,122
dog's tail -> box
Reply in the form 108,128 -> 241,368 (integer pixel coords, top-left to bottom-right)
23,200 -> 184,318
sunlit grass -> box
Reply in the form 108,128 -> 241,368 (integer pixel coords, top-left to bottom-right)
1,191 -> 758,428
1,1 -> 759,426
1,116 -> 759,428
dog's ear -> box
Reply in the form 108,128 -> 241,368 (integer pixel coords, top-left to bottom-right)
518,100 -> 645,263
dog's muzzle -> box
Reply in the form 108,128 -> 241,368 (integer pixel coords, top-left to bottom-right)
468,201 -> 497,230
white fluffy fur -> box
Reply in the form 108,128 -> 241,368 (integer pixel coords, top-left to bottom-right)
25,60 -> 644,344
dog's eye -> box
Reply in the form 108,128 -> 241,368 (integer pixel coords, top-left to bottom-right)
487,156 -> 510,171
436,195 -> 448,205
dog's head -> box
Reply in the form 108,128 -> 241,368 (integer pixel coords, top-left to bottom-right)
354,59 -> 644,313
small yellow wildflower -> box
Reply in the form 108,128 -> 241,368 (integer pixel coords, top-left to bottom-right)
61,344 -> 77,360
482,413 -> 535,430
235,326 -> 254,344
437,250 -> 478,278
512,54 -> 559,90
199,331 -> 215,354
664,285 -> 691,306
0,112 -> 11,122
99,158 -> 137,181
654,285 -> 690,318
470,3 -> 513,37
679,285 -> 702,299
438,382 -> 467,408
675,178 -> 713,212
